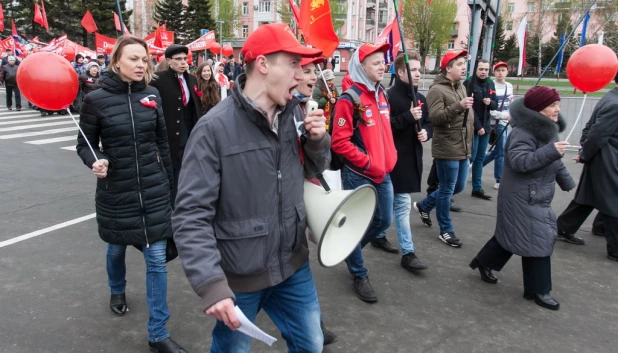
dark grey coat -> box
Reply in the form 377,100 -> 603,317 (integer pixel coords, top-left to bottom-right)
494,99 -> 576,257
575,87 -> 618,218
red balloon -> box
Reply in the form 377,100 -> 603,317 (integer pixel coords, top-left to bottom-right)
187,51 -> 194,65
566,44 -> 618,93
64,46 -> 76,62
210,42 -> 221,55
221,45 -> 233,57
17,52 -> 79,111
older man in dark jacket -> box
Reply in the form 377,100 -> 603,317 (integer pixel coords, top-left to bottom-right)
370,52 -> 432,271
557,74 -> 618,261
172,24 -> 330,352
1,56 -> 21,111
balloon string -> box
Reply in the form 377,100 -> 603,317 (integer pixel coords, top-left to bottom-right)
565,93 -> 587,144
67,108 -> 99,162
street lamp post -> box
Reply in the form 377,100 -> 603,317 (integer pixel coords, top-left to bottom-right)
216,20 -> 224,61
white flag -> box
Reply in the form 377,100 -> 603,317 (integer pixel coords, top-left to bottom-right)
517,15 -> 528,76
598,32 -> 604,45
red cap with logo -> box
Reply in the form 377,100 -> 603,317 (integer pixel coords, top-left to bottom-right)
241,24 -> 323,64
358,42 -> 391,63
493,61 -> 508,71
440,50 -> 468,70
300,56 -> 324,67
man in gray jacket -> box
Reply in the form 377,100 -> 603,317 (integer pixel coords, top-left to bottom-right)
172,24 -> 330,352
1,56 -> 21,111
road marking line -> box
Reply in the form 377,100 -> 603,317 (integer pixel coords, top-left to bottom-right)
0,113 -> 43,120
0,110 -> 37,116
0,213 -> 96,249
0,120 -> 74,132
0,127 -> 78,139
61,145 -> 77,151
25,136 -> 77,145
0,116 -> 73,125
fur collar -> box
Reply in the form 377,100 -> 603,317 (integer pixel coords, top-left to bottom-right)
509,98 -> 566,143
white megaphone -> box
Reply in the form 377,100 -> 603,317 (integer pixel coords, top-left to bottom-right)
304,180 -> 377,268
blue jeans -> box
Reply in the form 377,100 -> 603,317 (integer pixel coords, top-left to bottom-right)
376,193 -> 415,255
419,159 -> 469,233
471,133 -> 490,192
210,261 -> 323,353
342,168 -> 394,278
483,125 -> 507,183
107,240 -> 170,342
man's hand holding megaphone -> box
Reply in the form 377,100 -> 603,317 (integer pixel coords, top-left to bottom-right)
303,108 -> 327,141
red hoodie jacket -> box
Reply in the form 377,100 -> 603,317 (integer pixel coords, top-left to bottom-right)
341,73 -> 353,92
331,83 -> 397,184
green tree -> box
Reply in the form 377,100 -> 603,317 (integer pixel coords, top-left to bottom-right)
154,0 -> 189,43
602,20 -> 618,53
214,0 -> 243,41
492,17 -> 507,62
186,0 -> 216,41
402,0 -> 458,68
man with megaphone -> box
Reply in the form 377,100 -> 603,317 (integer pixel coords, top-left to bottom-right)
172,24 -> 332,352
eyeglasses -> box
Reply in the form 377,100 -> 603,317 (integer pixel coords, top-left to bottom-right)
172,57 -> 189,62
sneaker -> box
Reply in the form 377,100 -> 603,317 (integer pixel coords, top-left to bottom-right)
413,202 -> 432,227
494,183 -> 500,189
439,231 -> 463,247
557,231 -> 585,245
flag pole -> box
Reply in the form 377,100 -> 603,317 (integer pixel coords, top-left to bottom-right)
115,0 -> 125,35
392,0 -> 421,133
534,0 -> 596,85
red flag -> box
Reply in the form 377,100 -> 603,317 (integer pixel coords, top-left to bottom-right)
289,0 -> 301,26
153,24 -> 165,48
113,12 -> 131,35
11,19 -> 17,37
34,3 -> 44,26
40,1 -> 49,30
81,10 -> 98,33
299,0 -> 339,57
95,33 -> 117,54
0,3 -> 4,31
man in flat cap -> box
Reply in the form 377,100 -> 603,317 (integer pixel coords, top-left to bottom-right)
151,44 -> 201,203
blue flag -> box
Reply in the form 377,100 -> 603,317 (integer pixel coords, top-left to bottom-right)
556,33 -> 565,74
580,12 -> 590,47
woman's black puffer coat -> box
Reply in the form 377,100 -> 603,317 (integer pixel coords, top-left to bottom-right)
76,71 -> 174,246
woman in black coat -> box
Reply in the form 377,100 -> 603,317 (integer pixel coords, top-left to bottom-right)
469,86 -> 576,311
76,36 -> 186,353
195,62 -> 221,116
79,62 -> 101,97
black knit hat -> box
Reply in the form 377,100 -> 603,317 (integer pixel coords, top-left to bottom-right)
523,86 -> 561,112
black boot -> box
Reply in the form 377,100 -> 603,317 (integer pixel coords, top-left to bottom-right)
557,231 -> 585,245
471,189 -> 492,200
321,321 -> 338,346
148,337 -> 188,353
469,258 -> 498,284
110,293 -> 127,316
370,237 -> 399,254
523,291 -> 560,310
353,277 -> 377,303
401,253 -> 428,271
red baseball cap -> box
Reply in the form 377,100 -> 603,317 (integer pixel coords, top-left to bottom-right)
493,61 -> 508,71
358,42 -> 391,63
300,56 -> 324,67
440,50 -> 468,70
241,24 -> 323,64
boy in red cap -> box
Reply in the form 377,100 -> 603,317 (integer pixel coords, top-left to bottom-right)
172,23 -> 331,352
331,42 -> 397,303
413,50 -> 474,248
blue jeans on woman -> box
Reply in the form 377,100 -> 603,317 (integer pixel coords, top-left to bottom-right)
484,124 -> 507,183
375,193 -> 415,255
107,240 -> 170,343
418,159 -> 469,233
342,167 -> 394,278
471,133 -> 490,192
210,261 -> 323,353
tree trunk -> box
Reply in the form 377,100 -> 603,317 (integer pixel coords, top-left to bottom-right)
434,48 -> 442,71
538,36 -> 542,74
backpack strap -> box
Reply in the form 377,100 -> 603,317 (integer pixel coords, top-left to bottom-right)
337,85 -> 363,130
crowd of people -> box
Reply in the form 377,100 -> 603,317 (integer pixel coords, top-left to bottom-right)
67,23 -> 616,353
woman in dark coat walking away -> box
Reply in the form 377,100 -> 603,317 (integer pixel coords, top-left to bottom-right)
76,36 -> 187,353
195,62 -> 220,117
469,86 -> 576,311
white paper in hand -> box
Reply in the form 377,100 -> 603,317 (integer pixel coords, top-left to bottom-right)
234,306 -> 278,346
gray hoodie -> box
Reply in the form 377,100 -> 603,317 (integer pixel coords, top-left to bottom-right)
348,50 -> 381,102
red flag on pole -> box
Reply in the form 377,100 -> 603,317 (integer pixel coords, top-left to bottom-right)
41,1 -> 49,30
11,19 -> 17,37
81,10 -> 98,33
113,12 -> 132,35
34,3 -> 44,26
289,0 -> 301,26
0,3 -> 4,31
299,0 -> 339,57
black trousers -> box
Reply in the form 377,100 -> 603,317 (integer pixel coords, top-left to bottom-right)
476,236 -> 552,294
5,84 -> 22,109
427,159 -> 439,195
557,200 -> 618,254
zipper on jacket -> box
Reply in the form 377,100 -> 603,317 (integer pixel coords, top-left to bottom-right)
127,84 -> 151,248
452,83 -> 470,157
275,127 -> 285,280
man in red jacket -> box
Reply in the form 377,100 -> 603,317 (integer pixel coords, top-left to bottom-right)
331,43 -> 397,303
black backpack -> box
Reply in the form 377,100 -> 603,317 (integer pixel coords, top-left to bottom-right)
328,84 -> 389,171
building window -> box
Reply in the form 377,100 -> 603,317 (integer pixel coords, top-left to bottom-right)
379,10 -> 385,23
526,21 -> 534,32
506,21 -> 513,30
259,1 -> 271,13
447,41 -> 455,49
242,25 -> 249,38
242,2 -> 249,16
527,2 -> 535,12
508,2 -> 515,12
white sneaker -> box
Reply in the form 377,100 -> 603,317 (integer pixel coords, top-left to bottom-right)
494,183 -> 500,189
